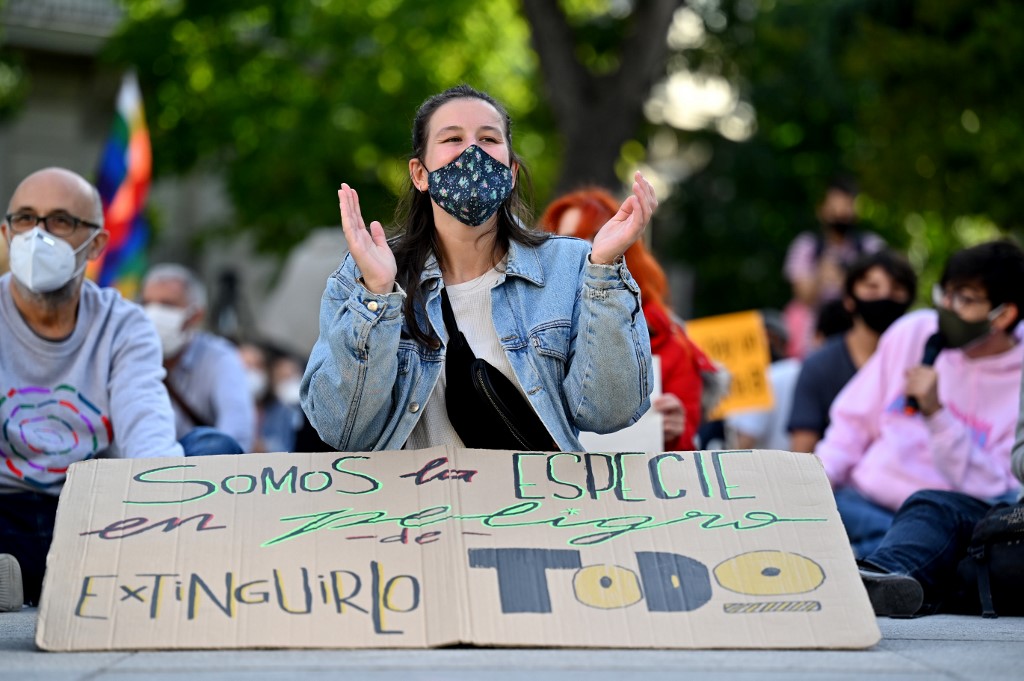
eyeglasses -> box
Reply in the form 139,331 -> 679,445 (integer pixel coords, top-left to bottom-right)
932,284 -> 989,311
5,211 -> 102,238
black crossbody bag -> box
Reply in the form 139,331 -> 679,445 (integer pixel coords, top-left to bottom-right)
440,289 -> 556,451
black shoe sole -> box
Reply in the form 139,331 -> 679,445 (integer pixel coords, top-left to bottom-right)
861,570 -> 924,618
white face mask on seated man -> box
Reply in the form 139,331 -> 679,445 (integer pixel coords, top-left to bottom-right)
143,303 -> 195,358
7,226 -> 98,294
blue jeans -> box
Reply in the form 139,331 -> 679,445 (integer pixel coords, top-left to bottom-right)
179,426 -> 244,457
834,486 -> 895,560
0,491 -> 58,606
864,489 -> 1018,613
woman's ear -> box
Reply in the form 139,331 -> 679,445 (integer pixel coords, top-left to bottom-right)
511,160 -> 519,189
409,158 -> 428,192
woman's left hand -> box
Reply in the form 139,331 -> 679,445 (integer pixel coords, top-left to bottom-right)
590,171 -> 658,265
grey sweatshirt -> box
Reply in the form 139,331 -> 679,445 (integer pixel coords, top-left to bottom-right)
0,274 -> 183,495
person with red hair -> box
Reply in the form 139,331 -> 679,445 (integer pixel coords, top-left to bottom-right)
540,188 -> 716,450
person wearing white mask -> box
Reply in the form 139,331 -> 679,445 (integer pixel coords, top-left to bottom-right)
260,350 -> 305,453
236,340 -> 303,453
140,263 -> 255,453
0,167 -> 184,611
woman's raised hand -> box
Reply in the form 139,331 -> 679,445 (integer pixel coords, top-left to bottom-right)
338,183 -> 397,295
590,171 -> 658,265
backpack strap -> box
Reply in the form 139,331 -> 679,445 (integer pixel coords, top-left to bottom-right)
966,501 -> 1021,619
967,542 -> 998,618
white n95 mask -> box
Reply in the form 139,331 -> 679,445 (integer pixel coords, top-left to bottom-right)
8,227 -> 95,293
143,303 -> 194,358
274,377 -> 303,407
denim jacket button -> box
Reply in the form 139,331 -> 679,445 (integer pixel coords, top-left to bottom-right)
366,300 -> 380,312
408,402 -> 420,413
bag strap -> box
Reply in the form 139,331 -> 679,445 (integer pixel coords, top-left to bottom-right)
967,501 -> 1018,619
164,377 -> 214,429
968,543 -> 998,619
440,288 -> 467,352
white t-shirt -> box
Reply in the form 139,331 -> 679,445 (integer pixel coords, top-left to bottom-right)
405,266 -> 531,449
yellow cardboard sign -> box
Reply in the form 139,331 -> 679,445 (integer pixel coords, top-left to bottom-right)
685,311 -> 773,419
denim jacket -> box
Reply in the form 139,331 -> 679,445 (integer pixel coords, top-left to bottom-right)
301,235 -> 653,452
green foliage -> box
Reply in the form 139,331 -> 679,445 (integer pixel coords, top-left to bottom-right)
844,0 -> 1024,299
106,0 -> 1022,311
666,0 -> 856,316
666,0 -> 1022,317
0,55 -> 26,120
0,0 -> 29,120
107,0 -> 551,253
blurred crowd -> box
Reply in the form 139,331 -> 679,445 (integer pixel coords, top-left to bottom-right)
2,136 -> 1022,619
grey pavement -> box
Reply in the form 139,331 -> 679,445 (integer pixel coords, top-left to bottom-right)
2,608 -> 1022,680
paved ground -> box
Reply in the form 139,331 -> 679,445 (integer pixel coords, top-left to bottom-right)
2,608 -> 1022,680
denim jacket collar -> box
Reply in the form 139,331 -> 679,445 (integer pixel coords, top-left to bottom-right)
416,237 -> 547,289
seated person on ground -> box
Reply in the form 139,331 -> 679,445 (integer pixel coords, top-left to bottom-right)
240,340 -> 306,453
814,239 -> 1024,560
859,354 -> 1024,618
539,187 -> 715,451
789,250 -> 916,453
141,263 -> 255,454
0,168 -> 184,609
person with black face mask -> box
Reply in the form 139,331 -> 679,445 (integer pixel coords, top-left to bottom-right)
812,239 -> 1024,566
302,85 -> 658,453
789,250 -> 917,454
782,176 -> 887,359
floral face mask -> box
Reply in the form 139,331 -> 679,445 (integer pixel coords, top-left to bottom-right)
427,144 -> 513,227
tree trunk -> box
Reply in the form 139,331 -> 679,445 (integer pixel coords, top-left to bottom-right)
521,0 -> 682,194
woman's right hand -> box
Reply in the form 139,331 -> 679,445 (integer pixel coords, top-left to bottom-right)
653,392 -> 685,446
339,183 -> 397,295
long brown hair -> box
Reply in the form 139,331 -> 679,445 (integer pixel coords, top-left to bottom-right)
390,85 -> 547,347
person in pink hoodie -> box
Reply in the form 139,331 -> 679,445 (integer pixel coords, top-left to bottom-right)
814,240 -> 1024,561
859,342 -> 1024,619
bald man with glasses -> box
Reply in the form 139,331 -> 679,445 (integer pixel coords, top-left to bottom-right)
0,167 -> 184,611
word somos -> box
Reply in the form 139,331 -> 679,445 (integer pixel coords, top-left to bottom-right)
126,456 -> 382,505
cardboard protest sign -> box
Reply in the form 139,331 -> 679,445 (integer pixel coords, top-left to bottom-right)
37,448 -> 879,651
685,311 -> 773,419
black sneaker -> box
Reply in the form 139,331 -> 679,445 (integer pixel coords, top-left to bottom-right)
0,553 -> 24,613
859,566 -> 923,618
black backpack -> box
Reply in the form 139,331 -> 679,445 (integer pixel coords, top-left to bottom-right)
955,501 -> 1024,618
